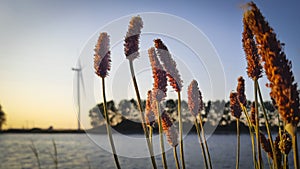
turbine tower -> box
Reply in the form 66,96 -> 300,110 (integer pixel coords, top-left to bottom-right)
72,61 -> 84,131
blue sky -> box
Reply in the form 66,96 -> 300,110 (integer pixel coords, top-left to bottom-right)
0,0 -> 299,129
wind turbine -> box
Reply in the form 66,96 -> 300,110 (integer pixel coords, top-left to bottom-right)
72,60 -> 85,131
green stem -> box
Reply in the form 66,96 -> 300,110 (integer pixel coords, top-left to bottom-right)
157,101 -> 168,169
102,77 -> 121,169
129,61 -> 157,169
149,126 -> 153,145
254,80 -> 262,169
292,134 -> 299,169
177,92 -> 186,169
257,82 -> 278,169
251,131 -> 259,169
173,147 -> 181,169
240,104 -> 257,168
194,119 -> 208,169
236,118 -> 240,169
283,154 -> 287,169
198,114 -> 213,169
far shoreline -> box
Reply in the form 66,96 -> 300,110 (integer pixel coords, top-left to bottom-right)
1,124 -> 297,135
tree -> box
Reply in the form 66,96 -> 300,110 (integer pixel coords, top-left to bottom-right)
165,99 -> 176,114
88,100 -> 122,128
0,105 -> 6,131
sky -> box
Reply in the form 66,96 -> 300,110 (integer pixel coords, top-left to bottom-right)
0,0 -> 299,130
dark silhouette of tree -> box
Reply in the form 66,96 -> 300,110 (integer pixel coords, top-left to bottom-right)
165,99 -> 176,114
264,101 -> 275,113
118,99 -> 132,117
0,104 -> 6,131
130,99 -> 138,110
89,100 -> 122,128
204,100 -> 211,119
219,101 -> 230,126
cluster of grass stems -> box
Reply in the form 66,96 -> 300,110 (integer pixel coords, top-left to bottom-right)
93,2 -> 299,169
229,2 -> 300,169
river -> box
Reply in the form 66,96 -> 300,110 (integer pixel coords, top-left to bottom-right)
0,133 -> 298,169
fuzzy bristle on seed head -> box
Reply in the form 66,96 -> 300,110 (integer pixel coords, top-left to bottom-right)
148,47 -> 167,102
230,92 -> 242,119
161,111 -> 178,147
188,80 -> 200,117
154,39 -> 182,92
94,32 -> 111,78
242,18 -> 262,80
145,90 -> 155,127
124,16 -> 143,61
244,2 -> 300,127
237,76 -> 247,107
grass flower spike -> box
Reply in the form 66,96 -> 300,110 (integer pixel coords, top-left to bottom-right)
188,80 -> 211,169
161,111 -> 178,147
244,2 -> 300,167
161,111 -> 180,169
188,80 -> 200,117
154,39 -> 182,92
148,47 -> 168,169
242,18 -> 262,80
94,32 -> 111,78
245,2 -> 300,128
124,16 -> 143,61
230,90 -> 241,169
145,90 -> 155,127
236,76 -> 247,107
154,38 -> 185,169
279,133 -> 292,155
94,32 -> 121,169
124,16 -> 157,169
230,92 -> 242,119
148,47 -> 168,102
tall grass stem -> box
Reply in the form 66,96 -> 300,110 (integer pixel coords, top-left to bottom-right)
241,105 -> 258,169
129,60 -> 158,169
194,119 -> 208,169
149,126 -> 153,145
257,82 -> 278,168
173,147 -> 180,169
236,119 -> 240,169
102,77 -> 121,169
198,114 -> 213,169
157,101 -> 168,169
292,134 -> 299,169
177,92 -> 186,169
254,80 -> 262,169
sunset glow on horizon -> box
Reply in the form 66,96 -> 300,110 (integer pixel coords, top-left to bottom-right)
1,0 -> 300,130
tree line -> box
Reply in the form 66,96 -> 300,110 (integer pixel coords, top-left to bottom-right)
89,99 -> 278,128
